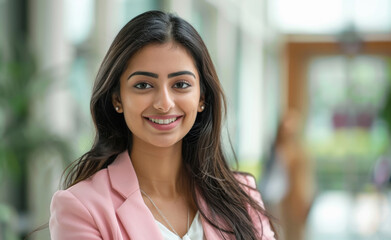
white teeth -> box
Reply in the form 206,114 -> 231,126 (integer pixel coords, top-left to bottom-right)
149,117 -> 177,125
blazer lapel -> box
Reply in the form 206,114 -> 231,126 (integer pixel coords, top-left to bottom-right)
116,193 -> 163,240
108,151 -> 164,240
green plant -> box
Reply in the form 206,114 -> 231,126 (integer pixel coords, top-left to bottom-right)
380,59 -> 391,136
0,41 -> 71,237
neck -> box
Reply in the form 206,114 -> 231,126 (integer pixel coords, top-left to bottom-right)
130,138 -> 186,198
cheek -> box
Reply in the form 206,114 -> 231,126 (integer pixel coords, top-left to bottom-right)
122,110 -> 145,138
180,94 -> 200,110
121,96 -> 147,125
121,91 -> 148,112
183,99 -> 201,125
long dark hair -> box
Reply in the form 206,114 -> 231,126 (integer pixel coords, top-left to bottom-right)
64,10 -> 272,239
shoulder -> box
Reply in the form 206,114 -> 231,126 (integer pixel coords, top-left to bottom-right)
234,172 -> 257,187
67,168 -> 111,198
49,169 -> 116,239
50,189 -> 103,239
50,168 -> 113,220
233,172 -> 267,210
50,168 -> 112,216
234,172 -> 259,197
52,168 -> 114,214
234,173 -> 262,203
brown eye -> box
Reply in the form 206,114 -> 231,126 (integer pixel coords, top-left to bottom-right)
134,82 -> 153,89
173,81 -> 191,89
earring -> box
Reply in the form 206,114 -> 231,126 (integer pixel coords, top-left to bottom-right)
115,107 -> 119,111
201,105 -> 205,110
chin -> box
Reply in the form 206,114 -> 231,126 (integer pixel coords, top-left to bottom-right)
146,138 -> 183,149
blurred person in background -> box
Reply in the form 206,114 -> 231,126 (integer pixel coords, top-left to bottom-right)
261,109 -> 314,240
49,11 -> 275,240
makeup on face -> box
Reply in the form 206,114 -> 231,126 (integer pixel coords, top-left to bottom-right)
143,115 -> 183,131
116,42 -> 202,148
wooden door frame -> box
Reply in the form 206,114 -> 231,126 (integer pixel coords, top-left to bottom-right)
284,35 -> 391,116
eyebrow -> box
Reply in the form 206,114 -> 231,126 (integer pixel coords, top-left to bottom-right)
168,71 -> 196,79
127,71 -> 196,80
128,71 -> 158,79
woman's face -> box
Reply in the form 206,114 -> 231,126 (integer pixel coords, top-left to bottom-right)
113,42 -> 204,148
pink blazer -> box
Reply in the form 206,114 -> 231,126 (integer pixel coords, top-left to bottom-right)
49,151 -> 275,239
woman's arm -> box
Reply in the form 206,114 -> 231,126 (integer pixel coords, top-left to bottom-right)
49,190 -> 103,240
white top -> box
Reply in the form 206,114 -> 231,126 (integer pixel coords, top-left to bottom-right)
155,211 -> 204,240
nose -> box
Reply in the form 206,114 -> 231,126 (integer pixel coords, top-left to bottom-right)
153,87 -> 175,112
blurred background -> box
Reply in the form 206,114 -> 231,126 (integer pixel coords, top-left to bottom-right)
1,0 -> 391,239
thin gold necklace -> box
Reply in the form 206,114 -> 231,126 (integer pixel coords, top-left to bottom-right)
140,189 -> 190,239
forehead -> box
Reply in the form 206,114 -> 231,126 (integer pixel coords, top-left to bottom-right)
125,42 -> 198,73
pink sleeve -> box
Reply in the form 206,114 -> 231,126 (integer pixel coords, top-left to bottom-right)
243,175 -> 276,240
49,190 -> 103,240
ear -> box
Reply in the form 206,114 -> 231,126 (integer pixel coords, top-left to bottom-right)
198,95 -> 205,112
112,92 -> 123,113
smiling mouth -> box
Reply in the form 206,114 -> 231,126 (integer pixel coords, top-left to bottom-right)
147,117 -> 179,125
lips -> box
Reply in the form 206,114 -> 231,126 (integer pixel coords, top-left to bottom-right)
148,117 -> 177,125
144,115 -> 183,130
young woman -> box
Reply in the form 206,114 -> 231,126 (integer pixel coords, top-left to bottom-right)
49,10 -> 276,240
